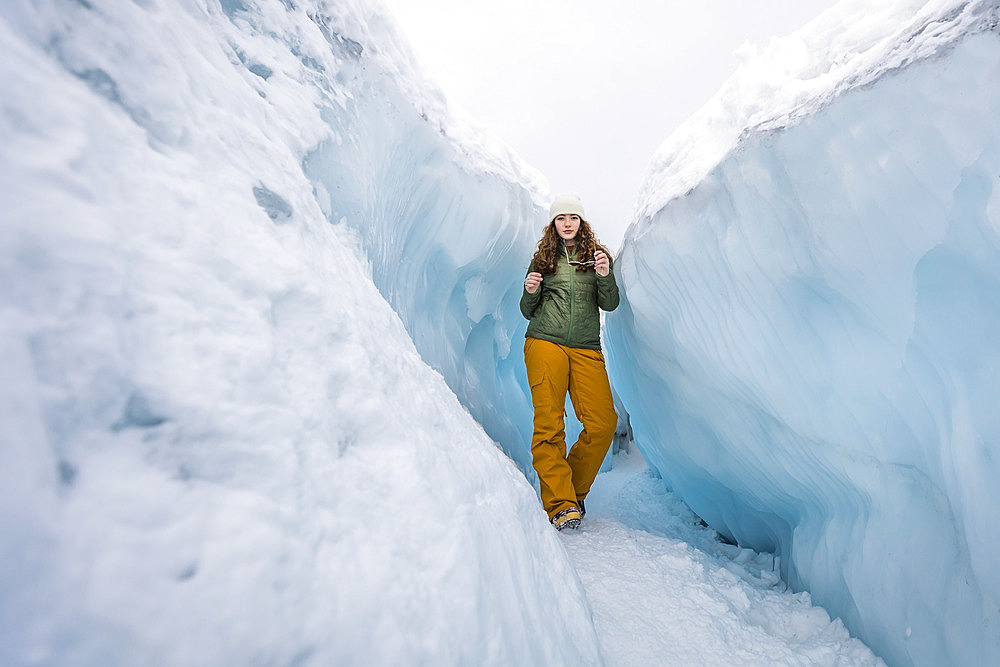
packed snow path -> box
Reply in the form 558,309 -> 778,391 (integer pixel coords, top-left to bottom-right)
562,452 -> 884,666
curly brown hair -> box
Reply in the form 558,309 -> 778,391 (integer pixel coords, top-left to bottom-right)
529,219 -> 612,275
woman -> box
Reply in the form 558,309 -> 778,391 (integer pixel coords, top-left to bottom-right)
520,194 -> 619,530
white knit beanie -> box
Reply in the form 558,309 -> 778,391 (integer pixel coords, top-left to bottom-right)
549,194 -> 585,222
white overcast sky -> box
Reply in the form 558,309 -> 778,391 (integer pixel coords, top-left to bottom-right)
380,0 -> 840,248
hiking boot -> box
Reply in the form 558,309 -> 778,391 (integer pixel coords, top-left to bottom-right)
578,498 -> 586,518
551,507 -> 582,531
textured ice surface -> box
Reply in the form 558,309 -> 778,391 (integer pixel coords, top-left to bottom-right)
0,0 -> 603,663
295,0 -> 555,476
607,2 -> 1000,665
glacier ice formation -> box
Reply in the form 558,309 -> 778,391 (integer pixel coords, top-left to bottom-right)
0,0 -> 603,663
295,1 -> 599,479
6,0 -> 997,664
606,2 -> 1000,665
296,10 -> 547,477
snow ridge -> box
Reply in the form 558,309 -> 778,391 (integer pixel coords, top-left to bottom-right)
635,0 -> 999,225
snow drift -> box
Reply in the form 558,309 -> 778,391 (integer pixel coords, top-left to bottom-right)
0,0 -> 602,663
606,1 -> 1000,665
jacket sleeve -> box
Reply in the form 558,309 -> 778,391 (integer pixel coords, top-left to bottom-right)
596,261 -> 620,312
520,271 -> 542,320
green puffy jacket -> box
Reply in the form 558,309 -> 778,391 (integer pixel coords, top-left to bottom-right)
519,246 -> 620,350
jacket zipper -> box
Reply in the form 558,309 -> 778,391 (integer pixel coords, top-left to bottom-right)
567,245 -> 576,342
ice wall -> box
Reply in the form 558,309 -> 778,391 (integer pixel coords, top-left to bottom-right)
296,4 -> 551,475
294,3 -> 604,477
607,1 -> 1000,665
0,0 -> 602,662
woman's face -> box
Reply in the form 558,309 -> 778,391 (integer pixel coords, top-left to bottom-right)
553,214 -> 581,242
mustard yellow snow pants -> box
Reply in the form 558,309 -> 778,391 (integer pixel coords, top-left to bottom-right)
524,337 -> 618,520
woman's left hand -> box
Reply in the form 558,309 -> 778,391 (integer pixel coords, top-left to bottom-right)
594,250 -> 610,277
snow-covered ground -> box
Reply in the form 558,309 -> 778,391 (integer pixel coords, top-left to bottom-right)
565,451 -> 883,666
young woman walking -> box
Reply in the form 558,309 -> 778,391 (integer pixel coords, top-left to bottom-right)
520,194 -> 619,530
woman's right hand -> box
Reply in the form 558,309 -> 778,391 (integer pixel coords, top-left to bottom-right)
525,272 -> 543,294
